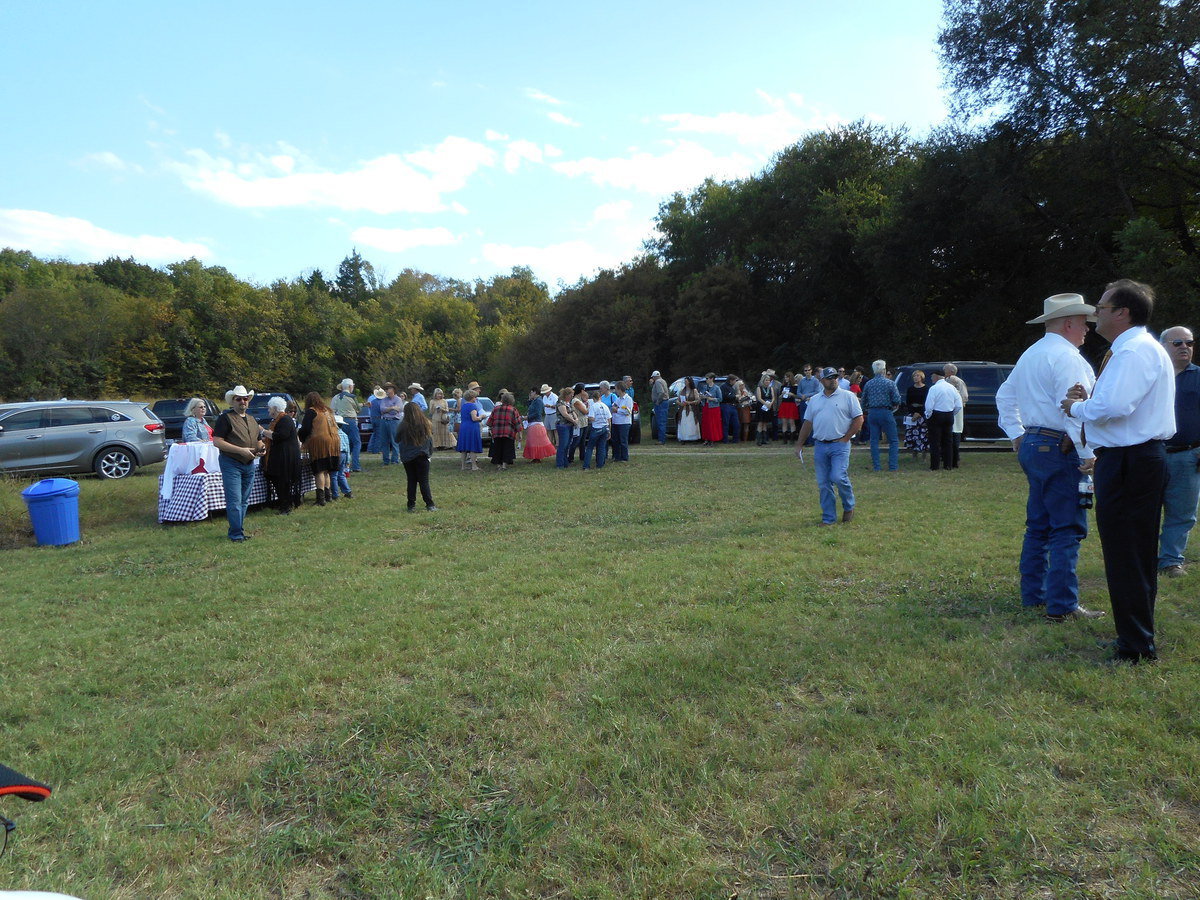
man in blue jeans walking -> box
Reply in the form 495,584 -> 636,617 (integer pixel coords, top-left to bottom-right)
861,359 -> 902,470
1157,325 -> 1200,578
212,385 -> 266,542
795,368 -> 863,525
996,293 -> 1105,621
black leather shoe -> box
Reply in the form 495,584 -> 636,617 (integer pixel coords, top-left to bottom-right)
1045,605 -> 1106,622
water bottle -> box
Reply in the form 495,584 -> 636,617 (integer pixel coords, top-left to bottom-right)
1078,474 -> 1094,509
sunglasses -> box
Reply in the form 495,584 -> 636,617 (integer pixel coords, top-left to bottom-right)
1169,339 -> 1195,347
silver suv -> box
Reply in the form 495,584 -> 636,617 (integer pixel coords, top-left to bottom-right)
0,400 -> 167,479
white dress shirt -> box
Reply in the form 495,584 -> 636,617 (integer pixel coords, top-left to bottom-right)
924,379 -> 963,417
1070,326 -> 1176,448
996,332 -> 1096,458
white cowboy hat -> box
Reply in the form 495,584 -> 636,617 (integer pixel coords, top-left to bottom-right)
1026,293 -> 1097,324
539,384 -> 553,394
372,386 -> 386,399
224,385 -> 255,405
409,383 -> 424,392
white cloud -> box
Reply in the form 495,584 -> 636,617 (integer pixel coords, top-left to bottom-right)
0,209 -> 212,262
167,136 -> 496,214
659,90 -> 845,151
544,144 -> 563,158
79,151 -> 141,173
352,225 -> 459,253
503,139 -> 544,173
552,140 -> 756,195
483,239 -> 623,288
526,88 -> 564,106
548,111 -> 581,127
485,129 -> 510,142
591,200 -> 633,223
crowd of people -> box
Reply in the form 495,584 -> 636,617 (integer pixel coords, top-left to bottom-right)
183,276 -> 1199,669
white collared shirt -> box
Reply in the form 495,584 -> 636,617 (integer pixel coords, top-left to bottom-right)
924,379 -> 963,417
1071,326 -> 1176,448
611,394 -> 634,425
996,332 -> 1096,458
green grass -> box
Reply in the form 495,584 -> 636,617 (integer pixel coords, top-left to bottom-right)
3,446 -> 1199,898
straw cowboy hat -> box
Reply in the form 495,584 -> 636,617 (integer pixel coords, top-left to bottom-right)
1026,293 -> 1097,324
372,386 -> 386,399
539,384 -> 553,394
224,385 -> 255,405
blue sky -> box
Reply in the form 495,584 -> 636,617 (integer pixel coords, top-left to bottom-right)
1,0 -> 949,291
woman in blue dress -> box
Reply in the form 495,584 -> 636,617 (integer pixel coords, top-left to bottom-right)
455,388 -> 485,471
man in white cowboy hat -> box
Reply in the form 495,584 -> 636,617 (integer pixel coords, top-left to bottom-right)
408,383 -> 428,412
539,383 -> 558,443
212,385 -> 265,542
996,292 -> 1105,622
1062,279 -> 1175,663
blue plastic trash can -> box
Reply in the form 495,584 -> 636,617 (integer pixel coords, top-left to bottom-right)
21,478 -> 82,546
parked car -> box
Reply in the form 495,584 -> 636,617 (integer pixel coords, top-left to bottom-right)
150,397 -> 218,445
893,362 -> 1015,442
659,375 -> 730,441
446,395 -> 495,444
580,382 -> 642,444
0,400 -> 166,479
246,392 -> 299,429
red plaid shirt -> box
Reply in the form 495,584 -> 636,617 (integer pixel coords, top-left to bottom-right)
487,403 -> 523,440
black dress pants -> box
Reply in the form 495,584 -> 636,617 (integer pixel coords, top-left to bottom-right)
403,455 -> 434,508
927,411 -> 955,471
1094,441 -> 1167,660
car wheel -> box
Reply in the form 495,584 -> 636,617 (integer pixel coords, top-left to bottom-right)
95,446 -> 136,479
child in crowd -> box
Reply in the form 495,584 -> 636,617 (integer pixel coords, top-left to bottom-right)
332,415 -> 353,499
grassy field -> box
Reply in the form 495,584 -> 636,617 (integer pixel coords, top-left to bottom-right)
2,444 -> 1199,898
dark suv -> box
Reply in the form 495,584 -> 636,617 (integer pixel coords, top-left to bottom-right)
246,393 -> 299,428
893,362 -> 1014,442
151,397 -> 218,445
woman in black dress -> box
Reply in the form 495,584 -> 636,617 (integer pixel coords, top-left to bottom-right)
905,370 -> 930,458
262,396 -> 301,513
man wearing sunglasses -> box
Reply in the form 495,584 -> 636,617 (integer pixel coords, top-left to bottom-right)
1061,279 -> 1175,663
1158,326 -> 1200,579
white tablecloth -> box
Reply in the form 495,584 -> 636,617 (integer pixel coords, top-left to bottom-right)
159,442 -> 222,501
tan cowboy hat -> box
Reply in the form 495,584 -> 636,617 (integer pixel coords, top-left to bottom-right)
224,385 -> 255,405
539,384 -> 553,394
372,386 -> 386,399
408,383 -> 424,392
467,381 -> 481,391
1026,293 -> 1097,324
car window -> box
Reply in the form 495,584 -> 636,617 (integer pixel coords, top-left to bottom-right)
957,368 -> 1000,400
44,407 -> 97,428
0,409 -> 45,431
91,407 -> 131,423
153,400 -> 188,417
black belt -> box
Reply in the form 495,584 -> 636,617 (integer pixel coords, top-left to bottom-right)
1025,426 -> 1067,439
1166,442 -> 1200,453
1094,440 -> 1165,456
817,438 -> 843,443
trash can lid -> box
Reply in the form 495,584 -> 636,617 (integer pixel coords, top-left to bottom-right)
21,477 -> 81,499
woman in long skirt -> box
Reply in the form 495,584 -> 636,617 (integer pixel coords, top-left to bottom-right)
904,370 -> 930,457
430,388 -> 454,450
263,396 -> 301,513
677,376 -> 701,442
455,389 -> 485,470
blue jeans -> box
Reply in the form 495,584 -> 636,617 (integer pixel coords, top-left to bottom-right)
721,404 -> 739,442
1017,433 -> 1087,613
813,441 -> 854,524
332,450 -> 351,497
367,412 -> 382,453
556,424 -> 574,467
654,401 -> 669,444
379,418 -> 400,465
218,454 -> 256,540
866,408 -> 899,470
612,423 -> 630,461
339,421 -> 361,470
583,426 -> 609,469
1159,447 -> 1200,568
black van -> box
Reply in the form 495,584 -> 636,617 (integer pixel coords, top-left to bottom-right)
893,362 -> 1014,442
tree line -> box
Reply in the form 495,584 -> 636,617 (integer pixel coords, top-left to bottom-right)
2,0 -> 1196,400
0,249 -> 550,401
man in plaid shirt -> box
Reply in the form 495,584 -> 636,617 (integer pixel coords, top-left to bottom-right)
861,359 -> 902,471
